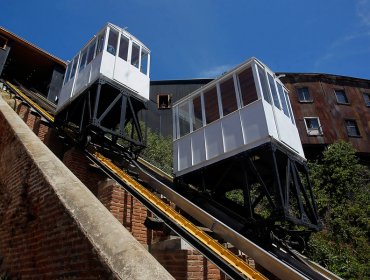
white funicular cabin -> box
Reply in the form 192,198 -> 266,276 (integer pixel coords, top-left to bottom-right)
57,23 -> 150,112
173,58 -> 305,177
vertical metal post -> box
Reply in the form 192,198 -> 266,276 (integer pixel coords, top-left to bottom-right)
119,94 -> 127,135
241,161 -> 253,219
93,82 -> 102,122
79,98 -> 86,133
271,149 -> 285,210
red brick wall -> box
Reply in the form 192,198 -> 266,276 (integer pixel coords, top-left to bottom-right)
0,111 -> 114,279
152,250 -> 225,280
97,182 -> 150,246
62,147 -> 104,196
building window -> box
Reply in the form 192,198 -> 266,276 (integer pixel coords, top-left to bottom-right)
119,35 -> 129,61
140,50 -> 149,75
345,120 -> 360,137
257,65 -> 272,104
107,29 -> 119,56
277,83 -> 290,118
79,48 -> 88,72
204,86 -> 220,124
220,77 -> 238,117
268,74 -> 281,109
157,94 -> 171,109
297,87 -> 312,102
237,67 -> 258,106
192,95 -> 203,131
178,102 -> 190,137
363,92 -> 370,107
131,42 -> 140,68
69,56 -> 78,80
335,89 -> 349,104
63,62 -> 71,85
86,39 -> 96,65
95,31 -> 105,56
304,117 -> 322,135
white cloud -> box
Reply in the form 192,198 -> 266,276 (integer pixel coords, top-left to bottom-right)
198,64 -> 233,78
314,1 -> 370,72
356,0 -> 370,26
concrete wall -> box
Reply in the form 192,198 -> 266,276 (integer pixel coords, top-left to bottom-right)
0,94 -> 173,279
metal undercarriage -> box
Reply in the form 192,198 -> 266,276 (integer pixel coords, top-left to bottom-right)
174,141 -> 321,250
55,77 -> 147,156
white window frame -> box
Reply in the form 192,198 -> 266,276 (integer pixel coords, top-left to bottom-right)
304,117 -> 323,136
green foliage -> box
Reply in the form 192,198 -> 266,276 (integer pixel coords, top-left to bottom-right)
140,127 -> 173,174
307,141 -> 370,279
225,189 -> 244,206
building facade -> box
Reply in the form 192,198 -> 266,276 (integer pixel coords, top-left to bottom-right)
279,73 -> 370,162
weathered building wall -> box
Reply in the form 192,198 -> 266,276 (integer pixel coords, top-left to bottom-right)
0,94 -> 173,279
282,74 -> 370,159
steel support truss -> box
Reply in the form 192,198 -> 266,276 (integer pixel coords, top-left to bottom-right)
175,142 -> 321,245
55,78 -> 147,156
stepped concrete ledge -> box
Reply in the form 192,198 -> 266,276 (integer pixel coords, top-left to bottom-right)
0,95 -> 174,279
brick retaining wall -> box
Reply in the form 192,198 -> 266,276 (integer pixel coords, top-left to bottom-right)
0,94 -> 173,279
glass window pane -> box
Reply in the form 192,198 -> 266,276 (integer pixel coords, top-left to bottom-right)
140,50 -> 149,75
306,118 -> 319,129
178,102 -> 190,137
268,74 -> 281,109
257,65 -> 271,104
95,31 -> 105,56
107,29 -> 119,55
131,42 -> 140,68
64,63 -> 71,85
335,90 -> 348,104
70,57 -> 78,80
345,120 -> 360,136
192,95 -> 203,130
220,77 -> 238,116
298,87 -> 311,102
118,35 -> 129,61
86,39 -> 96,65
79,48 -> 88,72
204,87 -> 220,124
238,67 -> 258,106
277,83 -> 290,117
364,92 -> 370,106
284,90 -> 295,124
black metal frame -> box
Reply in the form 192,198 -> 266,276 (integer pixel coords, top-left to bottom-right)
175,142 -> 321,235
55,77 -> 147,155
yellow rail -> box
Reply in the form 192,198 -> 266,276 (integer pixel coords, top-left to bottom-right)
91,149 -> 268,280
137,157 -> 174,182
5,81 -> 55,122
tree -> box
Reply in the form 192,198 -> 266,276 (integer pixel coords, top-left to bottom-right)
307,141 -> 370,279
140,127 -> 173,175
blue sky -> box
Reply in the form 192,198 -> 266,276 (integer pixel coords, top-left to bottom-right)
2,1 -> 370,80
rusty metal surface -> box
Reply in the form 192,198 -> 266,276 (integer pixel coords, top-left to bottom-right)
282,74 -> 370,154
